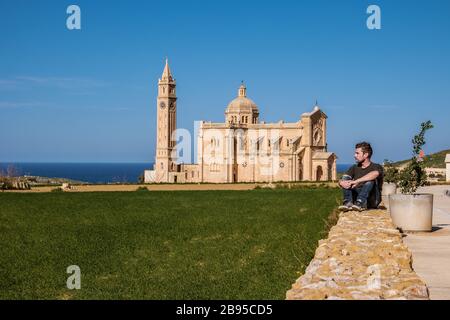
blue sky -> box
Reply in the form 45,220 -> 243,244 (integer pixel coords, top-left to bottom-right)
0,0 -> 449,164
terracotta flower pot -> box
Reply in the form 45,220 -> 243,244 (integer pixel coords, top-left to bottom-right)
389,194 -> 433,232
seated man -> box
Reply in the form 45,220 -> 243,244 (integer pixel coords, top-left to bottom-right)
338,142 -> 384,212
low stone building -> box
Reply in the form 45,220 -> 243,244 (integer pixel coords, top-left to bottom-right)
144,60 -> 337,183
425,167 -> 446,182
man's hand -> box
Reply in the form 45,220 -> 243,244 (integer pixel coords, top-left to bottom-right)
340,179 -> 361,189
339,180 -> 353,189
349,180 -> 361,189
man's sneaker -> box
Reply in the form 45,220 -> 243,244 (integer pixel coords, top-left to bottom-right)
351,201 -> 367,212
338,202 -> 353,212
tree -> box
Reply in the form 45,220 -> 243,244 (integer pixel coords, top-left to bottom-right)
398,121 -> 434,194
383,159 -> 399,184
6,164 -> 19,178
0,164 -> 5,190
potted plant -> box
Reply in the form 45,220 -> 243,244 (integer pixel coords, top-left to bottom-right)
389,121 -> 434,232
383,159 -> 399,194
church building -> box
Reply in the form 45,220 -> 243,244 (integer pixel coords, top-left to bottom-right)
144,60 -> 337,183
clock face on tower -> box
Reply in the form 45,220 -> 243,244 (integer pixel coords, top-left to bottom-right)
170,102 -> 175,110
160,101 -> 166,109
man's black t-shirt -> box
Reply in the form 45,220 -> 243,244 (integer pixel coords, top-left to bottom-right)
345,162 -> 384,185
344,162 -> 384,208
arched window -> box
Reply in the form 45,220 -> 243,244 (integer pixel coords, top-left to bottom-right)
240,136 -> 245,151
316,166 -> 323,181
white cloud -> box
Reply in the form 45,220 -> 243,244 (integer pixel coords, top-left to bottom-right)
366,104 -> 401,110
0,76 -> 109,90
0,101 -> 46,108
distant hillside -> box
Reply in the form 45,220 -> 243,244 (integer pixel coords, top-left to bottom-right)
393,149 -> 450,168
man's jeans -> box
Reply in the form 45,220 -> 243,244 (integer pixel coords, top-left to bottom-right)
341,175 -> 376,208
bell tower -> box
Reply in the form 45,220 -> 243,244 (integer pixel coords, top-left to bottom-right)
155,58 -> 177,182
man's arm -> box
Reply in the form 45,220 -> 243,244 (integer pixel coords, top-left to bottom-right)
350,170 -> 380,188
338,175 -> 353,189
338,166 -> 355,189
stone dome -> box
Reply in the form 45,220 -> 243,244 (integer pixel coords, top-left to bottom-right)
225,84 -> 259,115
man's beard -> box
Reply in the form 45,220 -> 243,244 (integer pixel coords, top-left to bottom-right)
355,159 -> 363,164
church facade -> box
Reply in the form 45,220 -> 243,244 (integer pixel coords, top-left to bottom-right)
144,60 -> 337,183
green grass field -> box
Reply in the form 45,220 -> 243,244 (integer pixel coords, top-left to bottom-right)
0,188 -> 340,299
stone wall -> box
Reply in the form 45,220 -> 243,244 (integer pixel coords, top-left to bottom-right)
286,210 -> 429,300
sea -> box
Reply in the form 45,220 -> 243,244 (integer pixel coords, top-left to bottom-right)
0,163 -> 153,184
0,163 -> 353,184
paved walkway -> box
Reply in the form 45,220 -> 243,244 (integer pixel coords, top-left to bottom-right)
403,185 -> 450,300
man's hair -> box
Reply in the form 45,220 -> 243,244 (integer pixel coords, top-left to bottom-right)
355,142 -> 373,158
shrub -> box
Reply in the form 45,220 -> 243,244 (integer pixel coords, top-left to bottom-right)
398,121 -> 434,194
383,159 -> 400,184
